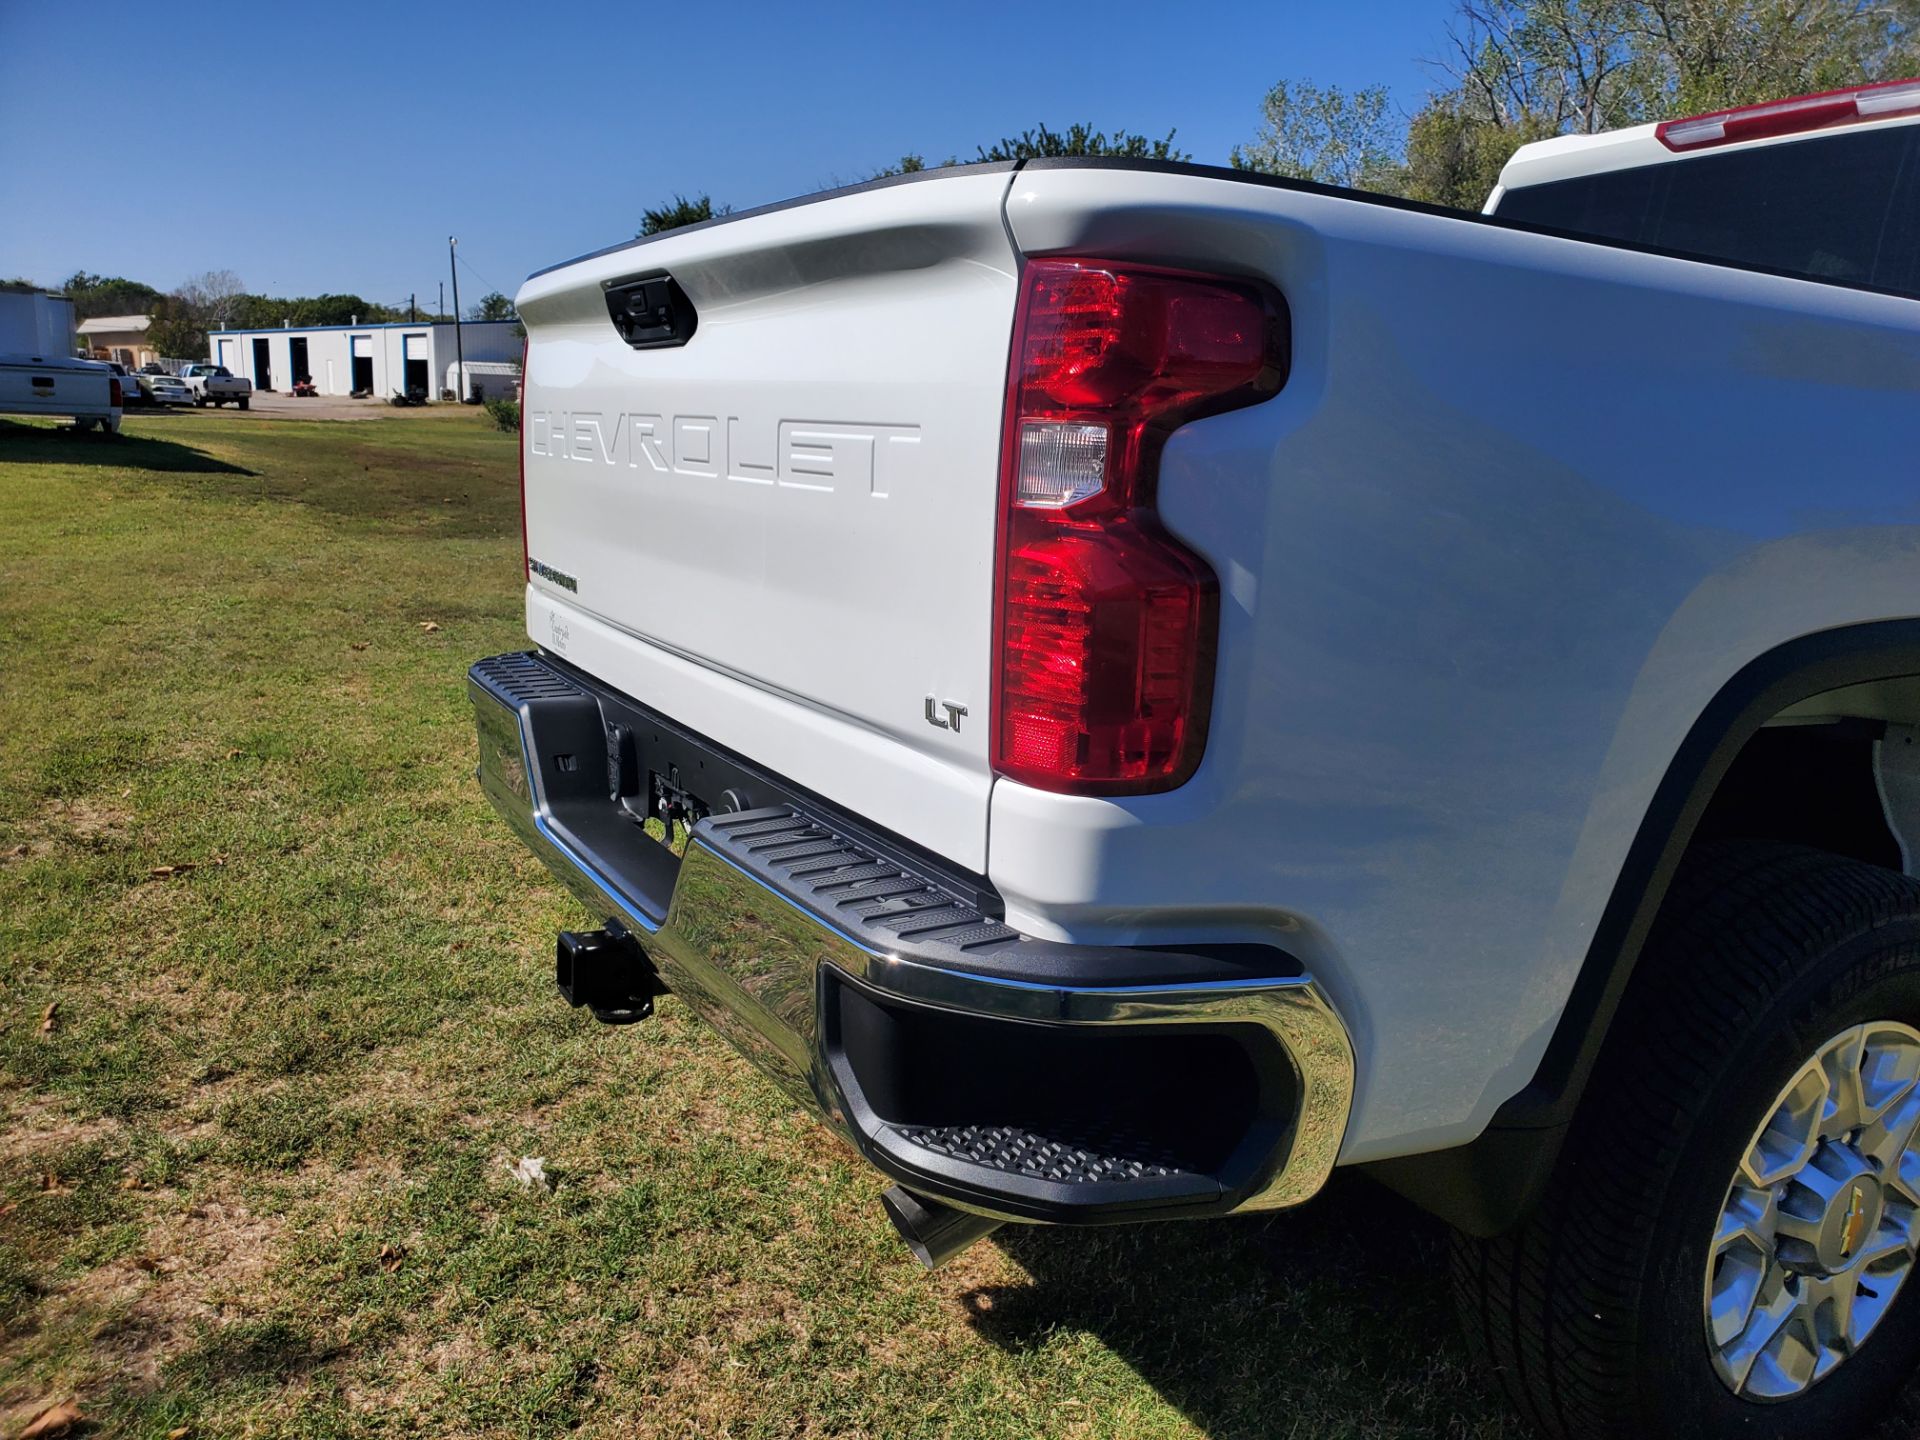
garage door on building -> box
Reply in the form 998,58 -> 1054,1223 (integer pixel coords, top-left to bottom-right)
216,338 -> 238,372
349,335 -> 373,395
400,334 -> 430,399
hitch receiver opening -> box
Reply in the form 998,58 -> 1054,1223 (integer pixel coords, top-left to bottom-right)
555,928 -> 665,1025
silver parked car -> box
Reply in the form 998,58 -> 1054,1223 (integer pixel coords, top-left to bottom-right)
144,373 -> 193,406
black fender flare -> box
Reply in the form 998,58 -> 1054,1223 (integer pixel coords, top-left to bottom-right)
1369,620 -> 1920,1235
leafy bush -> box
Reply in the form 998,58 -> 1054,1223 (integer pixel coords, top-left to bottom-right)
483,398 -> 520,432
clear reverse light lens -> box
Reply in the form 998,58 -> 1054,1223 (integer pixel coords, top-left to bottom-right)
1016,420 -> 1107,508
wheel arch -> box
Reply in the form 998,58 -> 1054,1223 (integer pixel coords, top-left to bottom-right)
1370,619 -> 1920,1234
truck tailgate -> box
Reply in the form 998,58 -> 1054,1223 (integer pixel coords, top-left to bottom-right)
515,168 -> 1019,871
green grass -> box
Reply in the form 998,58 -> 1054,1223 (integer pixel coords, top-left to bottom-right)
0,409 -> 1519,1439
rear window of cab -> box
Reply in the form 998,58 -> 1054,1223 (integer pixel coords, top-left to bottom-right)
1495,122 -> 1919,299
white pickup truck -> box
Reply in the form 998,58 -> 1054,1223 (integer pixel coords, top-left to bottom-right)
473,80 -> 1920,1440
178,362 -> 251,408
0,355 -> 123,432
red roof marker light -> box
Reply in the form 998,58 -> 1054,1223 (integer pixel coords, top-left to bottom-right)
1657,77 -> 1920,151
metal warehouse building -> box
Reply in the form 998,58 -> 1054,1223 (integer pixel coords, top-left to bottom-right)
208,319 -> 521,400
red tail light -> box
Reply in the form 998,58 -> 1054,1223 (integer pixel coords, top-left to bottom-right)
1657,77 -> 1920,151
518,338 -> 529,583
992,260 -> 1287,794
109,377 -> 122,407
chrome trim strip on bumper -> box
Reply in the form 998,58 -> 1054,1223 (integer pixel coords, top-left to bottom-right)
472,673 -> 1355,1218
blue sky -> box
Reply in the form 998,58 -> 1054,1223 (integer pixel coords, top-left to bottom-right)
1,2 -> 1453,307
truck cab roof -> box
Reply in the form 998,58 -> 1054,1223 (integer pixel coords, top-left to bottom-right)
1489,77 -> 1920,207
1484,78 -> 1920,300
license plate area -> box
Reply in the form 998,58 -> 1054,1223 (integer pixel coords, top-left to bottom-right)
474,649 -> 1000,929
605,718 -> 759,860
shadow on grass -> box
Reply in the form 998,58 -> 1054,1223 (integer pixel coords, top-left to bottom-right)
165,1317 -> 333,1388
0,421 -> 255,475
964,1176 -> 1513,1438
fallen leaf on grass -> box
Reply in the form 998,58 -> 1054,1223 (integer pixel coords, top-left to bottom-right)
224,748 -> 242,760
8,843 -> 27,857
40,1001 -> 57,1033
148,863 -> 196,880
378,1243 -> 405,1273
349,641 -> 369,651
39,1171 -> 67,1194
508,1156 -> 551,1191
418,621 -> 441,633
132,1256 -> 161,1273
167,1428 -> 192,1439
119,1176 -> 144,1191
19,1401 -> 85,1439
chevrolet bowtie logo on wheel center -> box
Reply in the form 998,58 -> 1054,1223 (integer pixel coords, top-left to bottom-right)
1841,1183 -> 1870,1260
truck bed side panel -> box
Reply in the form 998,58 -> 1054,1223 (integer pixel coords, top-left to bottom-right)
995,165 -> 1920,1160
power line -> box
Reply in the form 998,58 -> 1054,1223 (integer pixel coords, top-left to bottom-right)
453,251 -> 512,309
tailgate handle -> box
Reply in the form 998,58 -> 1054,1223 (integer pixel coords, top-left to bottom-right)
604,272 -> 697,350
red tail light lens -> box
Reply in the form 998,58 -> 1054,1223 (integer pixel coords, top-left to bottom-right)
992,260 -> 1287,794
109,377 -> 122,407
517,338 -> 529,583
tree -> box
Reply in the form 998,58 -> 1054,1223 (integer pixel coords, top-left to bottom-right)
146,295 -> 205,360
59,273 -> 164,320
871,153 -> 933,178
468,291 -> 516,321
1233,1 -> 1920,215
1402,95 -> 1560,207
972,123 -> 1190,162
1436,0 -> 1920,135
640,194 -> 727,236
175,270 -> 246,332
1231,81 -> 1407,191
872,126 -> 1187,178
1402,0 -> 1920,208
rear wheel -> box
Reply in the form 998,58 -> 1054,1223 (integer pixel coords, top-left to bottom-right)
1455,844 -> 1920,1439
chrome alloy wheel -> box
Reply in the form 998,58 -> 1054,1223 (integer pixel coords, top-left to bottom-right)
1705,1022 -> 1920,1399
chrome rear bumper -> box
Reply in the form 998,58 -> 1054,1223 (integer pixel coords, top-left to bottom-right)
472,651 -> 1354,1223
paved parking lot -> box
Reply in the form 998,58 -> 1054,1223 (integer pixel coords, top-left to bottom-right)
133,389 -> 438,421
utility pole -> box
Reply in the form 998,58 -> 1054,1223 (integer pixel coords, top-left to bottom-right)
409,293 -> 416,323
438,282 -> 444,318
448,237 -> 465,403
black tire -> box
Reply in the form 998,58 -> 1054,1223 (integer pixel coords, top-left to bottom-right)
1456,843 -> 1920,1439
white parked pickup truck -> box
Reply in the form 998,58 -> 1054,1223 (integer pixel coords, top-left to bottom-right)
178,362 -> 251,408
0,355 -> 122,432
472,79 -> 1920,1440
